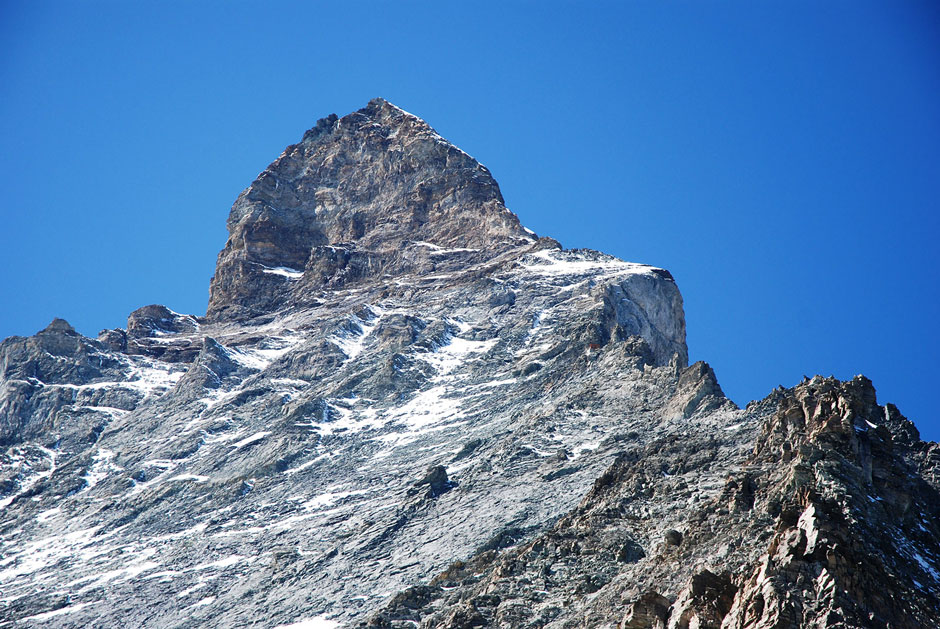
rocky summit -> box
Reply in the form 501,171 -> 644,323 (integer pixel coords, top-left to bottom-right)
0,99 -> 937,629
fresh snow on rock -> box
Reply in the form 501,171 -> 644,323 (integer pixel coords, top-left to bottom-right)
273,616 -> 338,629
260,265 -> 304,279
1,98 -> 935,629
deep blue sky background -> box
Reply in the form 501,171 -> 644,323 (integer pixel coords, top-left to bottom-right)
2,2 -> 938,439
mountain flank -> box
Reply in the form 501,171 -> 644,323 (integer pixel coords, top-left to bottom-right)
0,99 -> 936,628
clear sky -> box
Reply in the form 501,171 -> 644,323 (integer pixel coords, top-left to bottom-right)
2,2 -> 938,439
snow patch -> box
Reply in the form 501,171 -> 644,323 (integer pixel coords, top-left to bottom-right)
0,445 -> 57,510
261,265 -> 304,279
331,307 -> 383,359
231,431 -> 271,451
519,249 -> 658,279
35,508 -> 61,523
273,616 -> 338,629
386,385 -> 465,430
82,449 -> 123,491
421,321 -> 496,378
0,526 -> 106,583
168,474 -> 209,483
227,334 -> 303,371
192,555 -> 247,571
18,601 -> 96,622
429,247 -> 479,256
303,489 -> 370,510
51,357 -> 185,398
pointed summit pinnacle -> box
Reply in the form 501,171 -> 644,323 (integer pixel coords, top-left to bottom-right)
207,100 -> 536,321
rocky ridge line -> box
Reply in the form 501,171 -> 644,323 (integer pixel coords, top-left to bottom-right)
366,376 -> 940,628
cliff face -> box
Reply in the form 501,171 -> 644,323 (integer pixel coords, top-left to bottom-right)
0,101 -> 936,629
208,98 -> 534,321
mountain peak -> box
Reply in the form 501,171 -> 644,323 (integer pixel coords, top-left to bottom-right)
208,99 -> 536,320
363,96 -> 415,119
2,102 -> 936,629
39,317 -> 76,335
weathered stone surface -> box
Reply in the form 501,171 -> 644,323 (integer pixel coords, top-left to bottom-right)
207,98 -> 535,321
373,376 -> 940,628
0,101 -> 936,629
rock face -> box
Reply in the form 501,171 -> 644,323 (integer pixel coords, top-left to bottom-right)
208,98 -> 533,321
0,100 -> 936,629
367,376 -> 940,628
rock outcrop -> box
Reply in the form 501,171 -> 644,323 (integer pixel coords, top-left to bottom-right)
365,376 -> 940,628
0,100 -> 935,629
208,98 -> 534,321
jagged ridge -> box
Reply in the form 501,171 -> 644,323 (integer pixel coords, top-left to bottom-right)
366,376 -> 940,628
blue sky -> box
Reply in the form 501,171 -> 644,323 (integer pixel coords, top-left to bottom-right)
2,2 -> 938,439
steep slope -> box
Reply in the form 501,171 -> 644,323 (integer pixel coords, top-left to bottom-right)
0,100 -> 936,629
207,98 -> 533,321
0,100 -> 689,628
367,377 -> 940,628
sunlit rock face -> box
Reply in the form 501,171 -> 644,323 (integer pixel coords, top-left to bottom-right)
0,101 -> 937,629
207,98 -> 535,322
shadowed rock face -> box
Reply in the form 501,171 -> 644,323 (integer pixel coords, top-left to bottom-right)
0,101 -> 936,629
208,98 -> 534,321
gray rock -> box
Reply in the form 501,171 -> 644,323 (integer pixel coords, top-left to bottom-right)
207,98 -> 535,321
0,100 -> 936,629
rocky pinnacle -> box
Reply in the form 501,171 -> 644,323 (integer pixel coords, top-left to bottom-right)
208,98 -> 534,321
